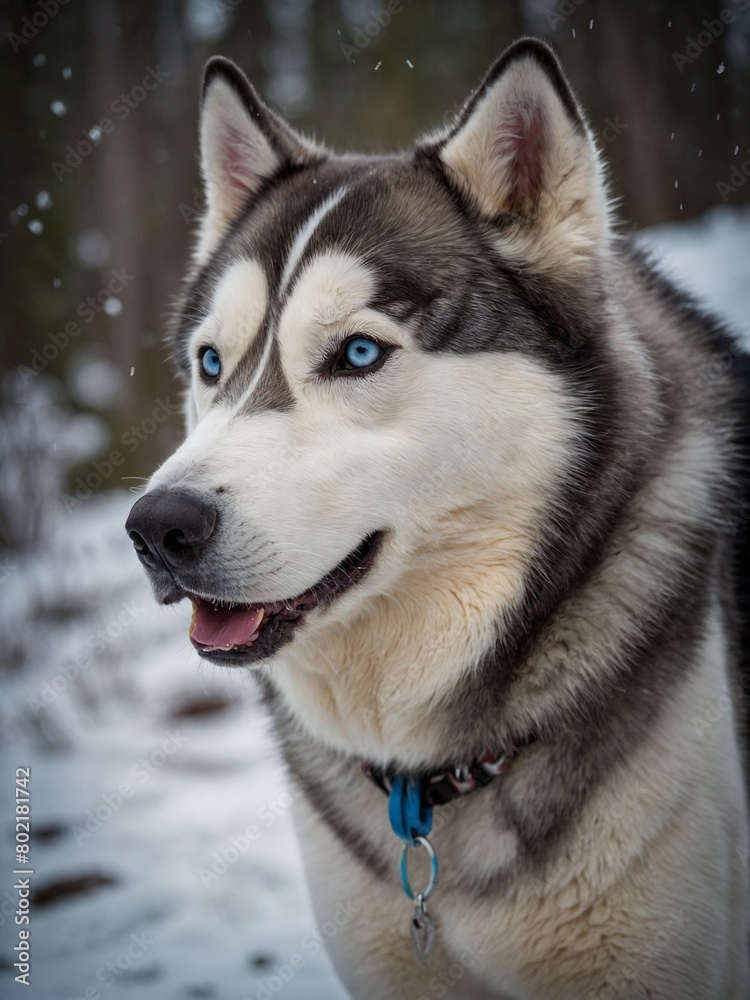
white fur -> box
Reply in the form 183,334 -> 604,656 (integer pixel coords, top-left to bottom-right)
188,258 -> 268,419
155,244 -> 579,713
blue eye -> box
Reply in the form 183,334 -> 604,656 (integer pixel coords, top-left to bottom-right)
201,347 -> 221,380
342,336 -> 383,370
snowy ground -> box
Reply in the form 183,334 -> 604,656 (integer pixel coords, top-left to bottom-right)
638,203 -> 750,341
1,205 -> 749,1000
0,495 -> 349,1000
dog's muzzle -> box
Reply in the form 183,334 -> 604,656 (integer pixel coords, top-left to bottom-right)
126,486 -> 385,663
126,487 -> 218,579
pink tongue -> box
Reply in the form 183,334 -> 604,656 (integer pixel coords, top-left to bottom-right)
191,603 -> 264,650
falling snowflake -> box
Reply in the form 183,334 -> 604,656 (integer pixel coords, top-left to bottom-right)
104,298 -> 123,317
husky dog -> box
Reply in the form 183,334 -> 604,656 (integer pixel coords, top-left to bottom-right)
126,37 -> 749,998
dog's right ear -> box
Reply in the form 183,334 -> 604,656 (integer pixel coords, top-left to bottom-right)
423,38 -> 611,275
197,57 -> 323,261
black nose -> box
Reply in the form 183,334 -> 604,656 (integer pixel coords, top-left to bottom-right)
126,488 -> 218,571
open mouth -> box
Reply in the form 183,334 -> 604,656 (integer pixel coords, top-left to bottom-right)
188,531 -> 383,665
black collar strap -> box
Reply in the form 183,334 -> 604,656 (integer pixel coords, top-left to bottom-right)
361,735 -> 537,809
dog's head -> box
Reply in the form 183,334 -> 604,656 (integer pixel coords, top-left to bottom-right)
126,39 -> 618,757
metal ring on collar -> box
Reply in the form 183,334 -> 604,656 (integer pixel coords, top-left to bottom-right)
399,835 -> 439,901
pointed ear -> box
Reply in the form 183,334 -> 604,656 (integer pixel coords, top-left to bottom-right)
428,39 -> 610,269
197,57 -> 323,261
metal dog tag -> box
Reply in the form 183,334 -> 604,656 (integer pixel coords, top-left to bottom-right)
410,910 -> 436,961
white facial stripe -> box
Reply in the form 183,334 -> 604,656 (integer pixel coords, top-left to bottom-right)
228,190 -> 350,413
194,192 -> 349,415
279,187 -> 349,295
235,319 -> 276,411
191,258 -> 267,380
189,258 -> 274,421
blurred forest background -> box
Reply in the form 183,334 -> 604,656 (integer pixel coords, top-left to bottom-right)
1,0 -> 749,554
0,5 -> 749,995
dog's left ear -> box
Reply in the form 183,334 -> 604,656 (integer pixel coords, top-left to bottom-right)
427,38 -> 610,269
197,57 -> 323,261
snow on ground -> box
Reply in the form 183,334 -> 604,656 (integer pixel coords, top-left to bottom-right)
637,203 -> 750,346
0,206 -> 748,1000
0,496 -> 348,1000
